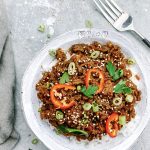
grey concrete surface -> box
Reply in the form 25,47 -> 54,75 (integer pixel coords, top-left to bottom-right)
4,0 -> 150,149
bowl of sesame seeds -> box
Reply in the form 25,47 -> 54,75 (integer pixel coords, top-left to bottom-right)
22,28 -> 149,150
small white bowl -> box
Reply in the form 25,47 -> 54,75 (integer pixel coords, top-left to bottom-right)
21,28 -> 150,150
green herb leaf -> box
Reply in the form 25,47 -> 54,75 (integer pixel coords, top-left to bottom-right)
113,69 -> 123,81
85,20 -> 93,28
38,24 -> 45,32
57,125 -> 88,137
32,138 -> 38,144
114,80 -> 132,94
106,61 -> 123,81
106,61 -> 116,76
59,72 -> 69,84
80,85 -> 99,98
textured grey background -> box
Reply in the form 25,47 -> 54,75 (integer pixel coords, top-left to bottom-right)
4,0 -> 150,149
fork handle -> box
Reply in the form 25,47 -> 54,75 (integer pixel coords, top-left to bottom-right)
142,38 -> 150,48
132,30 -> 150,48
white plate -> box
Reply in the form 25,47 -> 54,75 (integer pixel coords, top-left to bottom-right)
22,28 -> 150,150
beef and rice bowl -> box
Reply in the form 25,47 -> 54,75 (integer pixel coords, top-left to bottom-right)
36,41 -> 141,141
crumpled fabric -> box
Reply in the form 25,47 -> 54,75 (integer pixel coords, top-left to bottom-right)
0,0 -> 19,149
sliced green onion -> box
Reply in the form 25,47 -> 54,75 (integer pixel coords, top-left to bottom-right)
92,102 -> 99,112
38,24 -> 45,32
85,20 -> 93,28
118,116 -> 126,125
81,118 -> 89,124
77,85 -> 81,91
83,103 -> 92,111
38,108 -> 41,112
127,58 -> 136,65
125,94 -> 133,103
56,111 -> 64,120
113,97 -> 122,106
45,82 -> 50,89
68,62 -> 76,75
49,50 -> 56,57
32,138 -> 39,144
90,51 -> 100,59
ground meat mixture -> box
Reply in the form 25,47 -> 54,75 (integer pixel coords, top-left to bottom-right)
36,41 -> 141,141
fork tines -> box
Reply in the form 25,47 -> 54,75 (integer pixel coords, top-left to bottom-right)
93,0 -> 123,24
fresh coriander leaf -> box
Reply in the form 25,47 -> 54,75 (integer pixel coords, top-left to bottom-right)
85,20 -> 93,28
49,50 -> 56,57
114,80 -> 132,94
38,24 -> 45,32
113,80 -> 126,93
122,86 -> 132,94
81,85 -> 98,98
113,69 -> 123,81
106,61 -> 115,77
59,72 -> 69,84
106,61 -> 123,81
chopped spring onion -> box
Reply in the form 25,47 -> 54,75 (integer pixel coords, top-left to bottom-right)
56,111 -> 64,120
38,24 -> 45,32
113,97 -> 122,106
45,82 -> 50,89
49,50 -> 56,57
81,118 -> 89,124
127,58 -> 136,65
83,103 -> 92,111
32,138 -> 39,144
118,116 -> 126,125
125,94 -> 134,103
38,108 -> 41,112
85,20 -> 93,28
92,102 -> 99,112
90,51 -> 100,59
68,62 -> 76,75
77,85 -> 81,91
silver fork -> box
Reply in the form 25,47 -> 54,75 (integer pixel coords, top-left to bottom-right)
93,0 -> 150,48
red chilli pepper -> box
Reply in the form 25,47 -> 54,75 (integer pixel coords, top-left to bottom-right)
106,113 -> 119,138
85,69 -> 105,93
50,84 -> 76,110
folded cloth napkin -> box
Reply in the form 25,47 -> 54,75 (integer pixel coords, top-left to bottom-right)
0,0 -> 19,149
